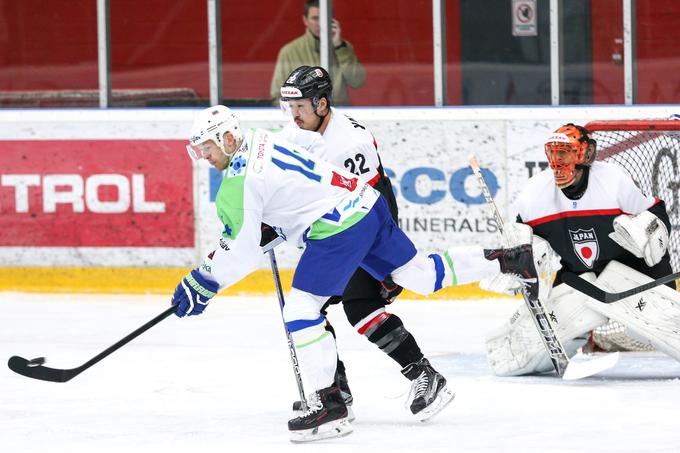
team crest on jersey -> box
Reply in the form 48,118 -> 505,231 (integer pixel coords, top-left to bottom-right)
227,155 -> 247,177
330,171 -> 358,191
569,228 -> 600,268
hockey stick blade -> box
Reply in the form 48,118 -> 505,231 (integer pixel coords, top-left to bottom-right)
8,305 -> 176,383
562,351 -> 620,381
562,271 -> 680,303
8,356 -> 83,383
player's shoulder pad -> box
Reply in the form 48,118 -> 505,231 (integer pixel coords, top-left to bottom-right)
514,168 -> 555,211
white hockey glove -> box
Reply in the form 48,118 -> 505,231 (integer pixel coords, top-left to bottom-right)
609,211 -> 669,267
480,234 -> 561,300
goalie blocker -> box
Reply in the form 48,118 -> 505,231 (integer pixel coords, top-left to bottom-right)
486,260 -> 680,376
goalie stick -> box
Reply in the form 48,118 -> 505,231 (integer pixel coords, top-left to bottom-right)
468,154 -> 619,380
9,238 -> 289,384
562,270 -> 680,303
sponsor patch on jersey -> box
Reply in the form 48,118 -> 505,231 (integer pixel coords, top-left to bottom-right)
227,155 -> 247,177
330,171 -> 358,191
253,140 -> 266,174
569,228 -> 600,268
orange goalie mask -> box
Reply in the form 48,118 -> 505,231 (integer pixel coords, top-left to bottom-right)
544,124 -> 591,188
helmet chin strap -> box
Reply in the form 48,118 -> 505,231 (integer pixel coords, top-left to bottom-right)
312,110 -> 328,132
311,96 -> 330,132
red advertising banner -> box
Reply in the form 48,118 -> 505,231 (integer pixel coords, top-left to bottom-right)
0,140 -> 194,247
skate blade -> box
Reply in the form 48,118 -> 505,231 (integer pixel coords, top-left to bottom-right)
289,418 -> 353,443
293,406 -> 356,423
414,386 -> 456,422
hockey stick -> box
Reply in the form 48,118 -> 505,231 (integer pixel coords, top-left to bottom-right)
8,305 -> 176,383
562,270 -> 680,303
9,238 -> 291,384
468,155 -> 618,380
266,242 -> 308,411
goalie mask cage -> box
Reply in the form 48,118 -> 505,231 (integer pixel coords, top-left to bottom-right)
584,119 -> 680,352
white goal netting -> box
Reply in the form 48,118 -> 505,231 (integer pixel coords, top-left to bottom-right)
585,119 -> 680,352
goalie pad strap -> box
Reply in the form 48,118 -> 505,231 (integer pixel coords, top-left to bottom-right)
588,261 -> 680,362
486,276 -> 607,376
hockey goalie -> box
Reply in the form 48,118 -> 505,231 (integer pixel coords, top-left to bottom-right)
483,123 -> 680,376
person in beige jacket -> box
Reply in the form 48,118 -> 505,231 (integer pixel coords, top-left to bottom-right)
270,0 -> 366,106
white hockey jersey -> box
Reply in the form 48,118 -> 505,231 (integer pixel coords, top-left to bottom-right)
201,128 -> 379,289
279,107 -> 382,186
513,161 -> 663,275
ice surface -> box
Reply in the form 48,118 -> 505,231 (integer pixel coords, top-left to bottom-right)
1,293 -> 679,453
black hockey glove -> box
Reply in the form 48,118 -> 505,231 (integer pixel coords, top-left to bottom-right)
259,223 -> 279,247
380,275 -> 403,304
484,244 -> 539,300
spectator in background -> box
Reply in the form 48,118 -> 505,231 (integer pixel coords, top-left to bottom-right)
270,0 -> 366,106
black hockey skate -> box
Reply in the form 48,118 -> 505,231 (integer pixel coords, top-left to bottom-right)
288,385 -> 353,443
401,358 -> 455,422
293,358 -> 355,421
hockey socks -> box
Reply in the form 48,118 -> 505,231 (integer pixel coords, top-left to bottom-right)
353,307 -> 423,368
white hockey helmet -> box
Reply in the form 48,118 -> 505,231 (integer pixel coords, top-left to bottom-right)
186,105 -> 244,160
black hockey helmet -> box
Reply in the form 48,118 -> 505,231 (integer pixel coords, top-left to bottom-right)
280,66 -> 333,109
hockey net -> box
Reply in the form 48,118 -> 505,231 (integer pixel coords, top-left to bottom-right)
584,119 -> 680,352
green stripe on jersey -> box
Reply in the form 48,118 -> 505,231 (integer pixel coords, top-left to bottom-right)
215,132 -> 255,240
295,331 -> 331,349
307,210 -> 368,241
444,250 -> 457,286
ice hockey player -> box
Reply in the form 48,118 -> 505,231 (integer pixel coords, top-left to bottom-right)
172,104 -> 540,442
275,65 -> 449,422
484,123 -> 680,376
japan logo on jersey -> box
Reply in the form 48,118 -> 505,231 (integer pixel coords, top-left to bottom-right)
330,171 -> 358,191
569,228 -> 600,268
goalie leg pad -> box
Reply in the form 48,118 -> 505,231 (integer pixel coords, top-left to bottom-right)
486,274 -> 608,376
587,261 -> 680,361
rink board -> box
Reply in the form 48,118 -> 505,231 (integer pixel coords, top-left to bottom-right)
1,106 -> 677,294
0,267 -> 501,299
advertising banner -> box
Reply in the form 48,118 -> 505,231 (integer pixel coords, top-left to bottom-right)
0,140 -> 193,247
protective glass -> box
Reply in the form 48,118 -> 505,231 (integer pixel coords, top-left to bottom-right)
279,99 -> 292,116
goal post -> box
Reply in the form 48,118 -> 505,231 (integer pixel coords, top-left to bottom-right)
583,118 -> 680,352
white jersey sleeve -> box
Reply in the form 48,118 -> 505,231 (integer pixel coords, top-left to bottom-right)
284,108 -> 382,186
613,164 -> 657,214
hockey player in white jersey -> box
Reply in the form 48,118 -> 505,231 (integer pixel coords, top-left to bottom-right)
172,105 -> 540,442
484,123 -> 680,377
276,66 -> 448,421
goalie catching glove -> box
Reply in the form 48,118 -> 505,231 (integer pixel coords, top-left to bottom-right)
609,210 -> 669,267
172,269 -> 220,317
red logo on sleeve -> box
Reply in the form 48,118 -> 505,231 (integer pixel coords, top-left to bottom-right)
330,171 -> 358,191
